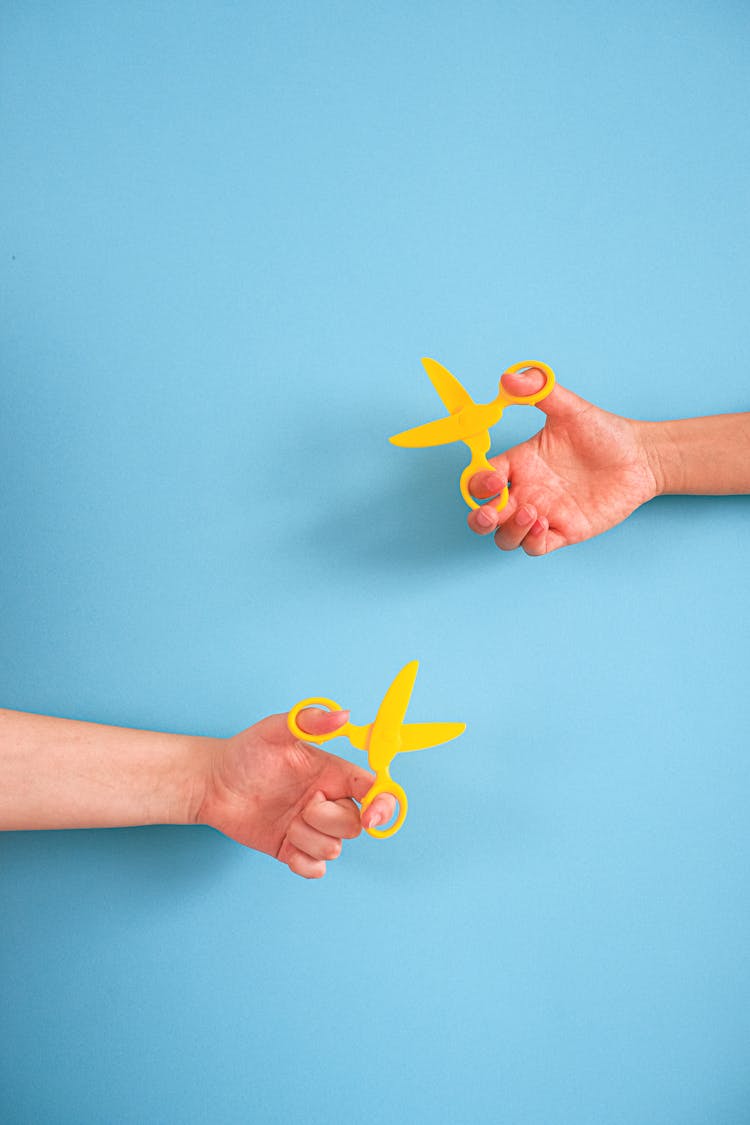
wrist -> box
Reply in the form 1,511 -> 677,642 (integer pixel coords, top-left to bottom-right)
622,419 -> 661,502
169,734 -> 223,826
636,413 -> 750,496
634,418 -> 692,497
636,420 -> 678,498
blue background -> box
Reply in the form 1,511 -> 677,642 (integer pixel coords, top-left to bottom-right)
2,2 -> 749,1122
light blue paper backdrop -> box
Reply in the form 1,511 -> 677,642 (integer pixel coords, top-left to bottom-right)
2,3 -> 749,1122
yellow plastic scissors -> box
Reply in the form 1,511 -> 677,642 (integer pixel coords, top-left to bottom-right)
390,357 -> 556,512
287,660 -> 465,839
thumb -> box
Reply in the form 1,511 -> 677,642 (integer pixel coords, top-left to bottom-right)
500,367 -> 588,422
294,707 -> 350,739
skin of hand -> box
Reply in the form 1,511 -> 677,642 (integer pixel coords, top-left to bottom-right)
196,707 -> 396,880
466,369 -> 660,555
0,706 -> 395,881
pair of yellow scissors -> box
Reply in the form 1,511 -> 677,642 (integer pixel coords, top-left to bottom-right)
390,357 -> 556,512
287,660 -> 465,839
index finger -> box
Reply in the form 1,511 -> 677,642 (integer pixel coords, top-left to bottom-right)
344,770 -> 397,824
468,468 -> 507,501
303,794 -> 363,839
361,793 -> 397,831
303,791 -> 396,836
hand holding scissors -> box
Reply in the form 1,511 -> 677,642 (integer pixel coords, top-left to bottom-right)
390,357 -> 555,512
288,661 -> 465,839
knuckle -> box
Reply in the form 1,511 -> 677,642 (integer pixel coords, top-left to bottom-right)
300,806 -> 317,829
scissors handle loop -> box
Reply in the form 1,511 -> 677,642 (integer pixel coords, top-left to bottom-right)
459,435 -> 510,514
287,697 -> 346,743
361,777 -> 408,839
457,360 -> 555,512
289,702 -> 409,838
496,360 -> 556,406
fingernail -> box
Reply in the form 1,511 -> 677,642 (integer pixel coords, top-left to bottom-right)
476,507 -> 495,528
515,507 -> 534,527
530,519 -> 545,535
367,814 -> 382,829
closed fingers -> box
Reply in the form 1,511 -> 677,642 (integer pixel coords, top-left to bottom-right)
522,519 -> 567,557
288,817 -> 343,862
493,504 -> 539,552
520,517 -> 549,557
284,844 -> 327,880
303,793 -> 361,839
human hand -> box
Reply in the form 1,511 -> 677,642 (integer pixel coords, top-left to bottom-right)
196,708 -> 396,879
467,370 -> 658,554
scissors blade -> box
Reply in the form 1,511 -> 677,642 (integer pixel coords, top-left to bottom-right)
421,357 -> 474,415
389,413 -> 465,449
398,721 -> 466,753
370,660 -> 419,747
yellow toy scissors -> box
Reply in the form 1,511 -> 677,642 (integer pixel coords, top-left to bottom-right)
287,660 -> 465,839
390,357 -> 556,512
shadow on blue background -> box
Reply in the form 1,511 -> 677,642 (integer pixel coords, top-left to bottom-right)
1,2 -> 749,1123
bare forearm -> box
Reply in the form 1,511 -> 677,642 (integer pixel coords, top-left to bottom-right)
639,413 -> 750,496
0,709 -> 217,831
